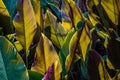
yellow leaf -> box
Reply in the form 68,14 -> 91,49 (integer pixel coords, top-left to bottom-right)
31,33 -> 62,80
79,24 -> 91,61
62,20 -> 72,31
67,0 -> 83,27
66,24 -> 91,72
33,0 -> 40,26
87,0 -> 101,26
98,62 -> 112,80
44,10 -> 67,48
33,0 -> 43,30
13,0 -> 37,54
65,31 -> 79,72
14,41 -> 23,52
106,58 -> 115,70
0,0 -> 9,16
101,0 -> 119,25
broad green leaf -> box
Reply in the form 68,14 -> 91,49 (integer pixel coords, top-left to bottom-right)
2,0 -> 17,19
0,36 -> 29,80
87,50 -> 111,80
44,10 -> 67,49
59,28 -> 75,75
0,0 -> 14,35
13,0 -> 37,54
31,33 -> 62,80
28,70 -> 44,80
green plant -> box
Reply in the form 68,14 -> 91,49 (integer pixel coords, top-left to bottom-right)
0,0 -> 120,80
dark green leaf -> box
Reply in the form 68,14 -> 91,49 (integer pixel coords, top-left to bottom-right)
28,70 -> 44,80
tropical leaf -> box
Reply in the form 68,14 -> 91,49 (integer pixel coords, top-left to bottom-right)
0,36 -> 29,80
28,70 -> 44,80
87,50 -> 112,80
0,0 -> 9,17
66,23 -> 91,73
79,23 -> 91,61
40,0 -> 62,22
47,2 -> 62,22
13,0 -> 37,54
33,0 -> 40,27
0,0 -> 14,35
65,30 -> 81,72
44,10 -> 67,49
59,28 -> 76,76
31,33 -> 62,80
61,12 -> 72,31
87,0 -> 120,31
67,0 -> 83,28
101,0 -> 120,25
2,0 -> 17,19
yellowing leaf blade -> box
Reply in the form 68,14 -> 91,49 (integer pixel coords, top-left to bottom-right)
31,33 -> 62,80
13,0 -> 37,53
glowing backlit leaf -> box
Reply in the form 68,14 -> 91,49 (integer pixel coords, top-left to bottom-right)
13,0 -> 37,54
31,33 -> 62,80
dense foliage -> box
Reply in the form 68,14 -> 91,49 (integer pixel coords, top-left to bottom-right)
0,0 -> 120,80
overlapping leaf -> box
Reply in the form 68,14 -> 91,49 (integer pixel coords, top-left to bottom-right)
59,28 -> 76,75
0,0 -> 14,35
2,0 -> 17,19
33,0 -> 40,27
31,33 -> 62,80
44,10 -> 67,49
0,36 -> 29,80
87,0 -> 120,30
87,50 -> 112,80
66,0 -> 84,28
66,23 -> 91,74
13,0 -> 37,54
